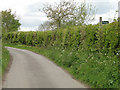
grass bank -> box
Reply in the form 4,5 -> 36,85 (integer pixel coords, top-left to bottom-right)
2,45 -> 10,75
5,43 -> 118,88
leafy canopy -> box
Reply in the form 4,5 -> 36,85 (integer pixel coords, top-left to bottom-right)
42,0 -> 96,29
2,9 -> 21,34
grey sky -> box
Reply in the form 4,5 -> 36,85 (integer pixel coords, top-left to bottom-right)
93,2 -> 116,14
0,0 -> 119,31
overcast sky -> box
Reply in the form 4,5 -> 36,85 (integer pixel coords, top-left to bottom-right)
0,0 -> 119,31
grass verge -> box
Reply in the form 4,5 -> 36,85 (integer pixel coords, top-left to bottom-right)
2,45 -> 10,75
5,43 -> 119,88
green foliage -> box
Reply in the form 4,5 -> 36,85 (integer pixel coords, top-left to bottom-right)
5,43 -> 119,88
42,0 -> 96,28
1,45 -> 10,75
3,21 -> 119,88
2,9 -> 21,34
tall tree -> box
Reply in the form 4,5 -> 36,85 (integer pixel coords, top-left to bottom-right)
2,9 -> 21,34
43,0 -> 76,28
42,0 -> 96,29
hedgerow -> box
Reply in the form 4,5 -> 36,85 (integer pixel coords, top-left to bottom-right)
4,22 -> 119,53
3,20 -> 119,88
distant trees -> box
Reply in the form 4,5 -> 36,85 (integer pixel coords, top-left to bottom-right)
40,0 -> 96,30
38,21 -> 57,31
2,9 -> 21,34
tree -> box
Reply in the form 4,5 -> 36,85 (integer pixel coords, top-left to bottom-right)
71,2 -> 96,26
42,0 -> 96,29
43,0 -> 76,28
2,9 -> 21,34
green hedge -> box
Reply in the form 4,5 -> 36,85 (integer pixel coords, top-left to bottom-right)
3,21 -> 119,54
3,20 -> 120,88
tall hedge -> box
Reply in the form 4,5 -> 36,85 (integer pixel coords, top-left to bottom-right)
3,21 -> 119,55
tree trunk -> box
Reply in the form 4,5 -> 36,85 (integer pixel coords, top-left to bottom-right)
58,21 -> 61,28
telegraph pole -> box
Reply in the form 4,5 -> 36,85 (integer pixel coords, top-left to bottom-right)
118,1 -> 120,18
118,1 -> 120,58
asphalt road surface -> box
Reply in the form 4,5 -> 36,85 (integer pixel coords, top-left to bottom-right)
3,47 -> 87,88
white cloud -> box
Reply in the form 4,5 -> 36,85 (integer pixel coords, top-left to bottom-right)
0,0 -> 119,31
19,26 -> 38,31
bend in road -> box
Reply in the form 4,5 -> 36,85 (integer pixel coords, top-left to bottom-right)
3,47 -> 87,88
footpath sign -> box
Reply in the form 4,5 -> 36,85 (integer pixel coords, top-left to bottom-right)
102,21 -> 109,24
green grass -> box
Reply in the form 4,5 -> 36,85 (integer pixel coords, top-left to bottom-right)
2,45 -> 10,75
0,40 -> 1,76
5,43 -> 119,88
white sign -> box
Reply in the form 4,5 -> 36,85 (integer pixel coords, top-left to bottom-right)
119,1 -> 120,17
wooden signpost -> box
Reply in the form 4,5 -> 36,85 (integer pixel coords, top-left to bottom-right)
99,17 -> 109,27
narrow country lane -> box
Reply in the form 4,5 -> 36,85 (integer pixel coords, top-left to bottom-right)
3,47 -> 87,88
